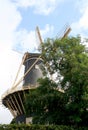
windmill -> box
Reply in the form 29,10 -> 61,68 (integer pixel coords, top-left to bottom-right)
1,24 -> 71,124
1,26 -> 43,123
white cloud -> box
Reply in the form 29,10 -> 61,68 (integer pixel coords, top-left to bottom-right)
79,7 -> 88,29
13,29 -> 37,53
41,24 -> 54,37
71,0 -> 88,35
0,107 -> 13,124
71,0 -> 88,47
0,0 -> 23,124
0,0 -> 23,94
0,0 -> 21,50
13,24 -> 54,53
14,0 -> 63,15
0,2 -> 22,92
72,7 -> 88,31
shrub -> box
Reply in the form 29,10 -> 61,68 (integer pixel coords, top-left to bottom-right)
0,124 -> 88,130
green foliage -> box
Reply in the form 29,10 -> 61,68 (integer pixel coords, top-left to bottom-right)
41,36 -> 88,126
0,124 -> 88,130
25,78 -> 67,124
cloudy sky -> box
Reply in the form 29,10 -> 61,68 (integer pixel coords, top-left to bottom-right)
0,0 -> 88,124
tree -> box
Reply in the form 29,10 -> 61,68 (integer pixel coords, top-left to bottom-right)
25,77 -> 67,124
41,36 -> 88,126
25,36 -> 88,126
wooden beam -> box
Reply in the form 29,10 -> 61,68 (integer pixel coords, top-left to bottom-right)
10,96 -> 20,115
7,99 -> 16,117
12,55 -> 41,90
18,92 -> 26,114
13,94 -> 23,115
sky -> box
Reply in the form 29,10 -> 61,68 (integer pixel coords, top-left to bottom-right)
0,0 -> 88,124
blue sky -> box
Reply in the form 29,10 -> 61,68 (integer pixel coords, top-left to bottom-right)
15,0 -> 83,33
0,0 -> 88,124
14,0 -> 80,36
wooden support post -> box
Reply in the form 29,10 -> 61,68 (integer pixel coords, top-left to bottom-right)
13,94 -> 23,115
7,100 -> 16,117
18,92 -> 26,114
10,96 -> 20,115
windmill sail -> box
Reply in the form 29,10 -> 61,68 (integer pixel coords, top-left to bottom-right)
35,26 -> 43,52
57,24 -> 71,39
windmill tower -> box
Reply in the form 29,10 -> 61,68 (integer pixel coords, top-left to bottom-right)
1,25 -> 71,124
23,26 -> 43,87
